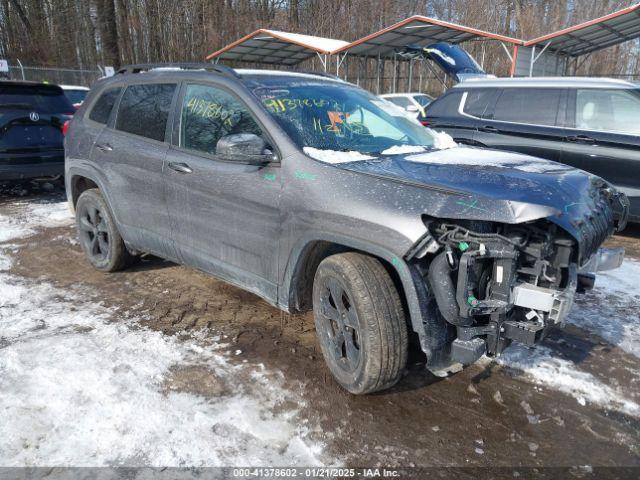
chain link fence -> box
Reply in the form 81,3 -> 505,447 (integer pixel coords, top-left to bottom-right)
4,65 -> 103,87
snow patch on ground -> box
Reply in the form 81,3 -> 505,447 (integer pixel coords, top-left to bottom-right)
303,147 -> 375,164
570,259 -> 640,358
0,199 -> 72,242
0,199 -> 327,467
498,345 -> 639,417
499,257 -> 640,417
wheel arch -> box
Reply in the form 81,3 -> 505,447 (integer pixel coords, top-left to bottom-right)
280,234 -> 430,348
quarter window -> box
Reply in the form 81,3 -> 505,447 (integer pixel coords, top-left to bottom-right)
575,89 -> 640,135
115,83 -> 176,141
89,87 -> 121,124
492,88 -> 562,126
180,84 -> 263,156
463,89 -> 496,118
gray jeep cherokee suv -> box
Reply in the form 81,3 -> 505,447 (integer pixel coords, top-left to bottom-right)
65,64 -> 629,394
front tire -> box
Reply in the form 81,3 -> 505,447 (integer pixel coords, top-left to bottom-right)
313,252 -> 408,394
75,188 -> 133,272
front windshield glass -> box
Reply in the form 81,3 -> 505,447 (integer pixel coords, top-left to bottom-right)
414,94 -> 432,107
254,82 -> 435,154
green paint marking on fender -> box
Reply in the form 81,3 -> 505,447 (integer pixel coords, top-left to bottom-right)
263,173 -> 277,181
456,199 -> 489,213
295,171 -> 317,181
391,256 -> 401,268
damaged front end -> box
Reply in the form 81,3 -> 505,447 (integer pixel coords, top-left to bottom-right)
407,188 -> 629,374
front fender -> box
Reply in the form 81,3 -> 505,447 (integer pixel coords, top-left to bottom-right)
280,231 -> 434,353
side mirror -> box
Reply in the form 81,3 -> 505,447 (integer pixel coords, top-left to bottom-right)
216,133 -> 276,165
406,105 -> 419,113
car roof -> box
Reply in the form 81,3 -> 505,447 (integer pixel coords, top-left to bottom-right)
0,80 -> 64,90
105,66 -> 345,87
0,80 -> 64,95
380,93 -> 432,98
453,76 -> 639,90
60,85 -> 90,90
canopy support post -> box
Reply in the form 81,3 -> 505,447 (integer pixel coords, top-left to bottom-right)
376,53 -> 381,94
336,52 -> 348,76
316,52 -> 327,72
528,41 -> 552,77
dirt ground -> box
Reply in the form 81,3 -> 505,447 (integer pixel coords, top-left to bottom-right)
2,182 -> 639,470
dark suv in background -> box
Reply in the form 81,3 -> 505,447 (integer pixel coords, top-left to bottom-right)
0,81 -> 74,181
65,64 -> 627,395
424,78 -> 640,221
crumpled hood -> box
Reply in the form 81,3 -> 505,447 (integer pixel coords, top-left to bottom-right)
336,147 -> 619,245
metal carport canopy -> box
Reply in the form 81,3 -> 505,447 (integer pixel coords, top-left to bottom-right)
524,3 -> 640,57
333,15 -> 522,58
205,29 -> 349,66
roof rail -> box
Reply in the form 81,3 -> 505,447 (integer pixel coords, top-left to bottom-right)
116,63 -> 240,78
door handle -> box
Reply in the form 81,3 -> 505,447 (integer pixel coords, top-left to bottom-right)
168,161 -> 193,174
96,143 -> 113,152
566,135 -> 596,143
480,125 -> 499,133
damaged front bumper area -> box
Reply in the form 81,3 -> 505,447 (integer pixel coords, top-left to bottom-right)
409,215 -> 625,373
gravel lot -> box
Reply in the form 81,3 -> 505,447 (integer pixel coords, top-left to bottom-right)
0,182 -> 638,469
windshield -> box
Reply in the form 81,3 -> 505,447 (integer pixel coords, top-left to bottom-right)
254,83 -> 435,154
64,89 -> 88,105
414,94 -> 433,107
0,85 -> 74,113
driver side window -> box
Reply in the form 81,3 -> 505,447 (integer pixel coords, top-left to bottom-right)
180,84 -> 263,155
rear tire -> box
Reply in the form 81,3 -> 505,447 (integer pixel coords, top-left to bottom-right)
312,252 -> 408,394
75,188 -> 134,272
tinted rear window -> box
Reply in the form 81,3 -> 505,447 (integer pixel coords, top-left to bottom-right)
492,88 -> 562,126
89,87 -> 121,124
425,92 -> 463,117
0,84 -> 74,114
115,83 -> 176,142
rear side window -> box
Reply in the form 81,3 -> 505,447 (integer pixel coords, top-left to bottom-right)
492,88 -> 561,126
425,92 -> 463,117
0,84 -> 74,114
462,89 -> 496,118
575,88 -> 640,135
88,87 -> 121,124
115,83 -> 176,142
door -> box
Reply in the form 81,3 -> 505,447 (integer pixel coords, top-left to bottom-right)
92,82 -> 178,257
561,87 -> 640,219
475,87 -> 566,161
425,90 -> 478,145
164,82 -> 282,301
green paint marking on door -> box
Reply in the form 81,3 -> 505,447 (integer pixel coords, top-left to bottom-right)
295,171 -> 317,181
263,173 -> 277,181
